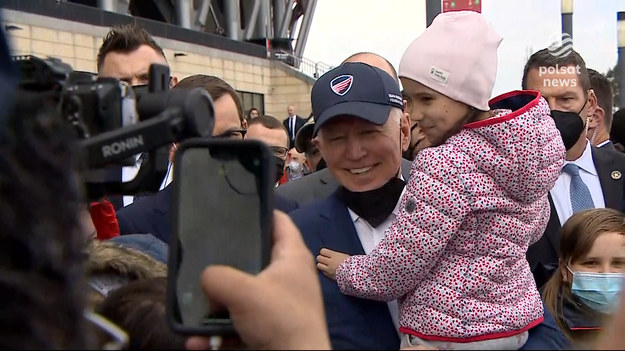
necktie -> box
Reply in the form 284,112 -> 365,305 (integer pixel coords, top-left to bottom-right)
291,116 -> 296,139
562,163 -> 595,213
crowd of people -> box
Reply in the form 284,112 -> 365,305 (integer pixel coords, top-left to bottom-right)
4,7 -> 625,350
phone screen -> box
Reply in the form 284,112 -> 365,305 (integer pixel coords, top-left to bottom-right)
168,140 -> 273,334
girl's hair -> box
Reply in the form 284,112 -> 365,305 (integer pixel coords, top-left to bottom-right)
542,208 -> 625,343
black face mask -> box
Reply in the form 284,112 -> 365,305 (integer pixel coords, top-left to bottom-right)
336,177 -> 406,228
551,101 -> 587,151
274,156 -> 285,182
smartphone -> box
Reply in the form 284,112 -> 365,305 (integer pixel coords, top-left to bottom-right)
167,138 -> 275,335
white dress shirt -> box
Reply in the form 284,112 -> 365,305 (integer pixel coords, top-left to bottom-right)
550,141 -> 605,226
347,185 -> 406,334
121,156 -> 142,206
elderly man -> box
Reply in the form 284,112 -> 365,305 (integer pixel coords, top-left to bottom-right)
277,52 -> 412,207
289,62 -> 411,349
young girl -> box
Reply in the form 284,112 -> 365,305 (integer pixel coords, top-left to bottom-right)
542,208 -> 625,348
316,11 -> 566,350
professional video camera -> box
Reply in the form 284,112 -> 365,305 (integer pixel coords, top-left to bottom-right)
12,55 -> 214,200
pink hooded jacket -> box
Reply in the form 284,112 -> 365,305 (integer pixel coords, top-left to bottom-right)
336,90 -> 566,342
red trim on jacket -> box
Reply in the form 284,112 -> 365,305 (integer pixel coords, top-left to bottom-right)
569,326 -> 602,331
464,90 -> 543,129
399,316 -> 544,343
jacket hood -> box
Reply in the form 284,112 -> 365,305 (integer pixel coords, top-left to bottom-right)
85,239 -> 167,281
458,90 -> 565,204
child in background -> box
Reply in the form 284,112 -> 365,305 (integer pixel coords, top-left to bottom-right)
316,11 -> 566,350
542,208 -> 625,347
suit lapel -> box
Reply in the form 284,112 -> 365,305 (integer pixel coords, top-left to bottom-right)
314,169 -> 338,201
400,159 -> 412,180
592,147 -> 624,210
545,194 -> 561,253
318,193 -> 366,255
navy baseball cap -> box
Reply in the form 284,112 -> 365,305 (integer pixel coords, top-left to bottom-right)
311,62 -> 403,136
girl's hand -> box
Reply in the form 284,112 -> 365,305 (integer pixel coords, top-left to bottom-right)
316,248 -> 350,280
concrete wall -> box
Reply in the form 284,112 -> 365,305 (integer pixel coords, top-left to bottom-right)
2,9 -> 314,120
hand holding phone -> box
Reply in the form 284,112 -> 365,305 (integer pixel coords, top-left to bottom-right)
186,211 -> 332,350
167,139 -> 274,335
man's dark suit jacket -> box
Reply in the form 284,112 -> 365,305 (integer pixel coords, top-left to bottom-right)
599,140 -> 616,151
277,159 -> 414,208
117,185 -> 299,245
290,169 -> 569,349
282,115 -> 308,149
290,192 -> 400,349
287,164 -> 411,349
527,146 -> 625,287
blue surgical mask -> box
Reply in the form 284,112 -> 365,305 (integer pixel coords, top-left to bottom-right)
567,265 -> 625,314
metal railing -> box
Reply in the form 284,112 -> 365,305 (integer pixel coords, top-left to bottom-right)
270,50 -> 333,79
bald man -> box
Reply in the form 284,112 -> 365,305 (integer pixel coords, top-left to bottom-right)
276,52 -> 412,208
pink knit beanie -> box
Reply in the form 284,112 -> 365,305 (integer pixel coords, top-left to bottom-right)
398,11 -> 502,111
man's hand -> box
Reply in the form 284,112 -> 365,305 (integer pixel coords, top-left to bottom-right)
186,211 -> 330,350
316,248 -> 350,280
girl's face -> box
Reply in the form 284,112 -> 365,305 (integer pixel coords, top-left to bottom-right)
400,78 -> 471,147
563,232 -> 625,282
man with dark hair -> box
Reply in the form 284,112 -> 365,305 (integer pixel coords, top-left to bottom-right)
587,68 -> 615,149
116,75 -> 247,244
243,115 -> 298,212
522,48 -> 625,288
246,115 -> 290,184
97,24 -> 178,209
97,24 -> 176,87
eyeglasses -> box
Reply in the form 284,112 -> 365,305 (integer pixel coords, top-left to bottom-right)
215,128 -> 247,139
270,146 -> 289,158
84,310 -> 128,350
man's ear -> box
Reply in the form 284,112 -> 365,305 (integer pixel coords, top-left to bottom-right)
312,136 -> 325,158
589,106 -> 605,129
400,111 -> 411,152
169,76 -> 178,88
242,119 -> 248,129
586,89 -> 598,118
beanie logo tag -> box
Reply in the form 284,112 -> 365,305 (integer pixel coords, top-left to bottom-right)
428,66 -> 449,84
330,75 -> 353,96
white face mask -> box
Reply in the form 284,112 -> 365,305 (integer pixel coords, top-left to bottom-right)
288,160 -> 303,175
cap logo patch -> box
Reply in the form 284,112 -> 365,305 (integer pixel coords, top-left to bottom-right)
330,75 -> 353,96
428,66 -> 449,84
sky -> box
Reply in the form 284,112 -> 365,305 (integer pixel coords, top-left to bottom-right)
303,0 -> 625,96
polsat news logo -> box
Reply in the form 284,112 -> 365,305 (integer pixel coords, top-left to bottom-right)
548,33 -> 574,58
